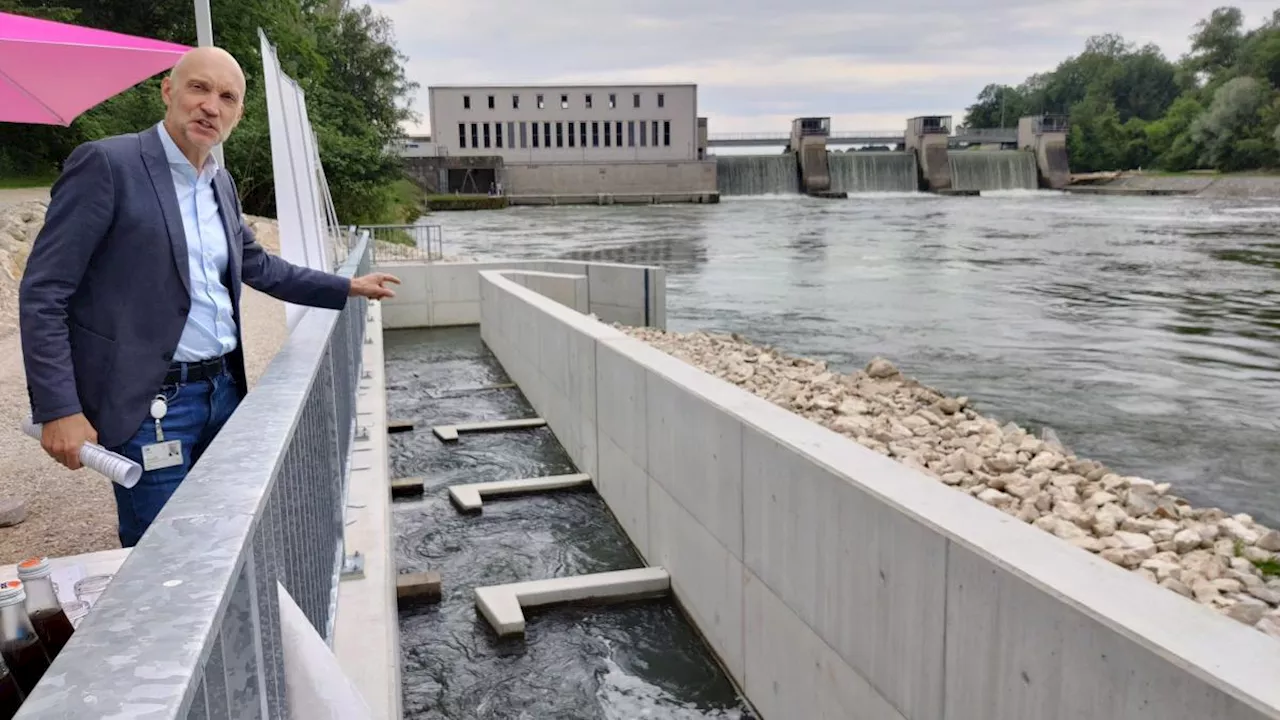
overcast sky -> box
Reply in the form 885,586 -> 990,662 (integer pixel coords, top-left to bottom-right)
369,0 -> 1278,137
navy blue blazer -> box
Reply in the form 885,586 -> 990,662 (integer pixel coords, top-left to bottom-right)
19,124 -> 352,449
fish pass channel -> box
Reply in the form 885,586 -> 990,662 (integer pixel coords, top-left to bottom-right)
385,327 -> 754,719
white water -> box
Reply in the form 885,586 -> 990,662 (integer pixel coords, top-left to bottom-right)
829,151 -> 918,193
950,150 -> 1038,191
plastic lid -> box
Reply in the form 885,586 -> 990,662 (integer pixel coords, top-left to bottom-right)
0,581 -> 25,606
16,557 -> 50,580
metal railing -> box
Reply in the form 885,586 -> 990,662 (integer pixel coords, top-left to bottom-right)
361,223 -> 447,263
16,235 -> 372,719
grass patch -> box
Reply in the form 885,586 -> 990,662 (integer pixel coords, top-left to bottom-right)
425,194 -> 508,211
1255,558 -> 1280,579
382,228 -> 417,247
389,178 -> 428,223
0,172 -> 58,189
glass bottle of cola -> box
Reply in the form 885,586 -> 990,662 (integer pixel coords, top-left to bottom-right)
16,559 -> 74,659
0,651 -> 22,720
0,582 -> 50,697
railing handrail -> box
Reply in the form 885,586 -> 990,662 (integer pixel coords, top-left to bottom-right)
15,235 -> 371,719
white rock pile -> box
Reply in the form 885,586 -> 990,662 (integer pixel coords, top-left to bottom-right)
621,326 -> 1280,640
0,201 -> 47,338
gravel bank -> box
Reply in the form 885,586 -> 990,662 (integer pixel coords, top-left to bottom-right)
0,204 -> 291,563
620,326 -> 1280,640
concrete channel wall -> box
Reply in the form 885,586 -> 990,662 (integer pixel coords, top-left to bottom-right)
476,268 -> 1280,720
376,259 -> 665,330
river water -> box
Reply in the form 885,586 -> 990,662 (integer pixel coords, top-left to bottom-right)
423,190 -> 1280,528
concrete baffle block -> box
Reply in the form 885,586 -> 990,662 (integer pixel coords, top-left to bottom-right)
396,571 -> 442,607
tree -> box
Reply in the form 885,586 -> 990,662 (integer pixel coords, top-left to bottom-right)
963,84 -> 1025,128
1144,94 -> 1206,170
0,0 -> 419,224
959,6 -> 1280,172
1190,76 -> 1276,170
1186,6 -> 1246,80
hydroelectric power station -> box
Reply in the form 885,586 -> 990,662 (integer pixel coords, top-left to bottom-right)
395,82 -> 1071,203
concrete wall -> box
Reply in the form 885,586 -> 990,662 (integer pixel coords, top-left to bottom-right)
375,259 -> 665,330
429,84 -> 698,163
404,155 -> 506,195
796,137 -> 831,193
476,269 -> 1280,720
906,134 -> 950,192
503,160 -> 717,201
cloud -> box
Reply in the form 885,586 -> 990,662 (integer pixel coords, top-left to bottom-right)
364,0 -> 1280,136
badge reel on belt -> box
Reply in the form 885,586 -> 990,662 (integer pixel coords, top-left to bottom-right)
141,395 -> 183,472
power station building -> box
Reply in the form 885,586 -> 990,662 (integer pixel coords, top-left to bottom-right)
408,83 -> 717,204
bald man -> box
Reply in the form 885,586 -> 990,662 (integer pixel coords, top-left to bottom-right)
19,46 -> 399,547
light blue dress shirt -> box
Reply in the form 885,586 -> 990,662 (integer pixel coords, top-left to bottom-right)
156,121 -> 238,363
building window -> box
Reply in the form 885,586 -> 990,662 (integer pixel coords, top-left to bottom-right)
483,123 -> 491,148
663,120 -> 671,146
463,95 -> 471,110
531,122 -> 539,148
615,121 -> 622,147
592,122 -> 599,147
608,93 -> 616,109
471,123 -> 478,148
603,122 -> 611,147
487,95 -> 495,110
628,121 -> 635,147
496,123 -> 504,148
543,122 -> 551,148
513,94 -> 520,109
580,122 -> 588,147
520,122 -> 528,149
633,93 -> 640,108
568,122 -> 576,148
658,93 -> 665,108
639,121 -> 647,147
560,94 -> 568,109
585,93 -> 593,109
458,122 -> 467,148
536,94 -> 544,109
556,122 -> 564,147
652,121 -> 659,147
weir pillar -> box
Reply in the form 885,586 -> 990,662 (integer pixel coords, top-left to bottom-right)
790,117 -> 834,195
1018,114 -> 1071,189
906,115 -> 952,191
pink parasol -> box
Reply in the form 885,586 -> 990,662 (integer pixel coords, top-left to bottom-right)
0,11 -> 190,126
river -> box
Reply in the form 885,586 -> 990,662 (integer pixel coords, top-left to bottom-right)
420,190 -> 1280,529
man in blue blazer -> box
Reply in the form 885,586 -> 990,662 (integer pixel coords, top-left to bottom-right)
18,46 -> 400,547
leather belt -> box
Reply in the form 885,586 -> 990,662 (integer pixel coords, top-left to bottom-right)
165,355 -> 227,385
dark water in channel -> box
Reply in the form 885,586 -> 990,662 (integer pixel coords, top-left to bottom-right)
425,191 -> 1280,528
386,327 -> 753,720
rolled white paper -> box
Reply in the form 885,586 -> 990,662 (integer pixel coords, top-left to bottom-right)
22,417 -> 142,489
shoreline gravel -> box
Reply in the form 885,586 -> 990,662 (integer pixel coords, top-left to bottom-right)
620,325 -> 1280,640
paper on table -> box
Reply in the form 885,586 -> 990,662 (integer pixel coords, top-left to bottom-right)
50,563 -> 85,605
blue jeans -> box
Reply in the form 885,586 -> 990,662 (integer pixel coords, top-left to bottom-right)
107,368 -> 241,548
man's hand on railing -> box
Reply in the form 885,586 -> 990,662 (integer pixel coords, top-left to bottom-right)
349,272 -> 401,300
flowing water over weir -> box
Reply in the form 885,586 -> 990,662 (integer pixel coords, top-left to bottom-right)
949,150 -> 1038,191
829,151 -> 918,193
715,155 -> 798,195
386,327 -> 755,719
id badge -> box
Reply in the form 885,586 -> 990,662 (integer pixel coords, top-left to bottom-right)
141,440 -> 183,472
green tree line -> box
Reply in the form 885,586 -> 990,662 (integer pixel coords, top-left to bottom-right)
0,0 -> 422,224
963,7 -> 1280,173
